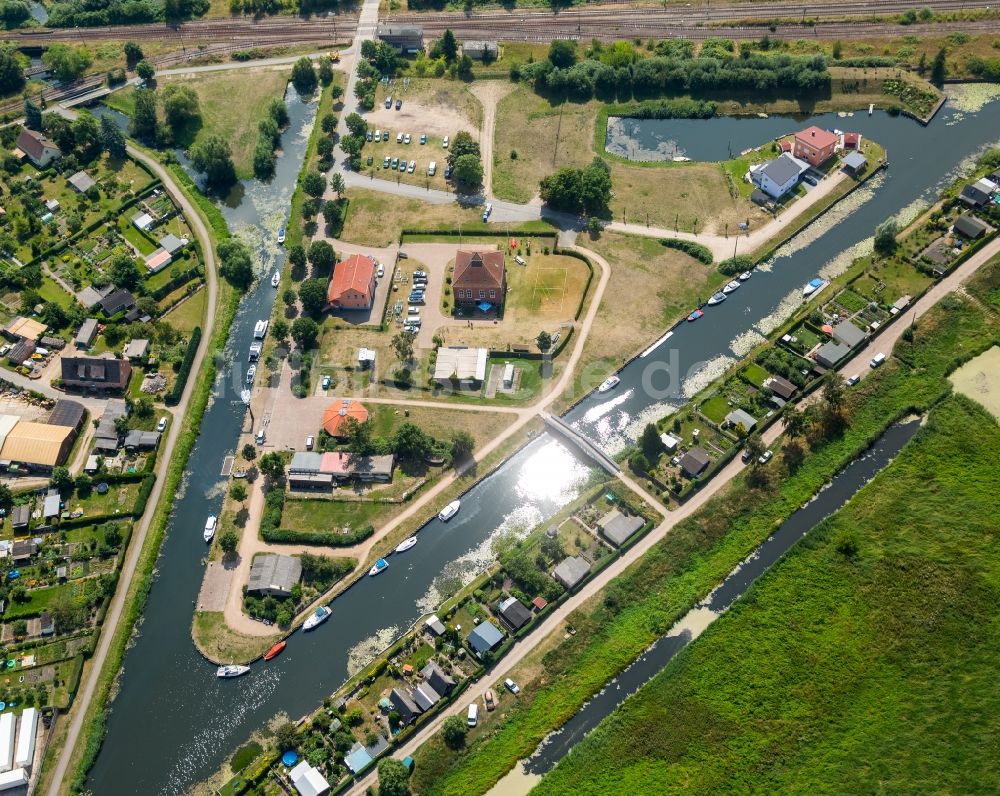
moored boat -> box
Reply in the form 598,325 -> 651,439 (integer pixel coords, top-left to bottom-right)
438,500 -> 461,521
687,309 -> 704,322
263,640 -> 286,661
707,292 -> 727,306
722,279 -> 741,294
253,320 -> 268,339
369,558 -> 389,576
277,226 -> 286,245
246,364 -> 256,385
303,606 -> 332,631
270,271 -> 280,288
395,536 -> 417,554
803,277 -> 826,296
203,515 -> 217,543
217,664 -> 250,678
597,375 -> 620,393
739,271 -> 753,281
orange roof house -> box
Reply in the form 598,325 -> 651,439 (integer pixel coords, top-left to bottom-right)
326,254 -> 376,310
322,399 -> 369,438
453,250 -> 506,309
793,126 -> 838,168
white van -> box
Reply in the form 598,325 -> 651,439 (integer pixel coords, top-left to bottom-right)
255,428 -> 266,444
514,255 -> 526,266
869,352 -> 886,368
467,703 -> 478,727
306,435 -> 314,450
428,161 -> 436,176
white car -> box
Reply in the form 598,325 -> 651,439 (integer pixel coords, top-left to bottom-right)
396,132 -> 403,144
758,450 -> 774,465
504,678 -> 519,695
376,263 -> 385,278
157,417 -> 167,432
467,703 -> 478,727
442,135 -> 449,148
374,129 -> 381,142
870,352 -> 886,368
404,133 -> 411,144
407,160 -> 415,173
846,374 -> 860,386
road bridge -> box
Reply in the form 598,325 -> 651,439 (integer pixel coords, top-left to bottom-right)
542,411 -> 620,475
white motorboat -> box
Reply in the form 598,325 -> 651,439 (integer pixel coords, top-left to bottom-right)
240,389 -> 251,406
597,375 -> 620,393
217,664 -> 250,678
707,292 -> 727,306
395,536 -> 418,554
277,226 -> 286,245
738,271 -> 753,281
246,364 -> 256,385
248,341 -> 262,362
438,500 -> 461,522
303,605 -> 332,631
369,558 -> 389,576
803,277 -> 826,296
253,320 -> 268,339
203,515 -> 217,543
722,279 -> 741,294
270,271 -> 280,288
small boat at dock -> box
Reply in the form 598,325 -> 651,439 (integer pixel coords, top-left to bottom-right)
217,664 -> 250,678
203,515 -> 217,543
270,271 -> 280,288
253,320 -> 268,339
707,292 -> 727,306
263,641 -> 286,661
395,537 -> 417,554
597,375 -> 620,393
246,364 -> 256,385
739,271 -> 753,281
438,500 -> 461,522
687,309 -> 704,322
303,606 -> 332,631
277,227 -> 286,245
803,277 -> 826,296
723,279 -> 741,294
369,558 -> 389,576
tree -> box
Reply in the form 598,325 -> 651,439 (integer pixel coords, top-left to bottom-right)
446,130 -> 480,168
640,422 -> 665,462
43,44 -> 92,83
329,172 -> 345,198
271,318 -> 288,342
0,45 -> 24,95
930,47 -> 946,87
189,135 -> 236,193
230,482 -> 248,502
217,239 -> 254,289
0,483 -> 12,510
743,435 -> 765,464
72,112 -> 101,158
100,115 -> 126,158
302,170 -> 326,199
322,199 -> 343,230
451,430 -> 475,461
822,370 -> 845,413
540,158 -> 612,215
318,57 -> 333,86
783,407 -> 806,438
259,452 -> 285,481
123,41 -> 143,69
307,239 -> 335,275
391,331 -> 415,364
452,154 -> 483,187
442,714 -> 467,749
316,136 -> 334,159
274,721 -> 298,752
218,528 -> 239,555
268,97 -> 289,127
291,317 -> 319,349
548,39 -> 578,68
241,443 -> 256,460
298,279 -> 327,317
50,465 -> 74,494
109,253 -> 141,290
24,99 -> 42,131
341,416 -> 373,456
782,439 -> 805,471
873,219 -> 898,256
394,423 -> 433,461
289,243 -> 307,270
135,59 -> 155,81
291,57 -> 317,95
831,40 -> 842,60
377,758 -> 410,796
438,30 -> 458,63
536,330 -> 552,352
161,84 -> 200,130
130,87 -> 158,141
345,112 -> 367,138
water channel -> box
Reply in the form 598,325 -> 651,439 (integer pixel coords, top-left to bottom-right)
87,96 -> 1000,793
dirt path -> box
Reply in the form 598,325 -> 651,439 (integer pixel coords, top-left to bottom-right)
470,81 -> 517,200
46,144 -> 219,796
345,234 -> 1000,795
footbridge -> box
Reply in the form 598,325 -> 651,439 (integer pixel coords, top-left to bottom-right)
541,412 -> 620,475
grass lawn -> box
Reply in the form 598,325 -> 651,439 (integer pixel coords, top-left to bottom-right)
339,188 -> 489,247
535,395 -> 1000,796
38,277 -> 74,311
742,362 -> 769,387
852,257 -> 934,307
5,584 -> 63,619
698,394 -> 730,425
192,612 -> 278,664
281,498 -> 387,534
162,288 -> 207,332
365,403 -> 515,450
120,221 -> 157,256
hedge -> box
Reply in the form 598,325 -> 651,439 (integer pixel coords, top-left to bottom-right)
131,474 -> 156,516
165,326 -> 201,406
262,525 -> 374,547
660,238 -> 713,265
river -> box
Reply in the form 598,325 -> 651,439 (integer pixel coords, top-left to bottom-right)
87,95 -> 1000,794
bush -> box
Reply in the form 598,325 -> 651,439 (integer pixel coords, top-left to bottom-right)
660,238 -> 713,264
261,525 -> 374,547
718,254 -> 754,276
132,474 -> 155,516
165,327 -> 201,405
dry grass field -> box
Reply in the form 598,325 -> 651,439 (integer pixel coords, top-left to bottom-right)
339,189 -> 488,247
949,345 -> 1000,420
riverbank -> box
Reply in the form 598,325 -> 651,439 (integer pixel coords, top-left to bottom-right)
39,146 -> 234,796
403,255 -> 1000,796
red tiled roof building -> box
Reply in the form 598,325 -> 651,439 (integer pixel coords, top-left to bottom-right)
326,254 -> 376,310
453,250 -> 506,309
793,126 -> 838,167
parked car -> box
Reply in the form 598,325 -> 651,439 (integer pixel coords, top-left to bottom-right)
408,294 -> 425,304
391,157 -> 399,168
404,133 -> 411,144
407,160 -> 415,173
428,161 -> 436,176
420,133 -> 426,144
255,428 -> 266,444
846,373 -> 861,386
443,135 -> 450,148
484,689 -> 496,711
444,164 -> 452,179
398,159 -> 406,172
366,130 -> 372,141
803,173 -> 819,186
467,703 -> 478,727
322,374 -> 332,390
504,678 -> 519,695
741,450 -> 752,464
157,417 -> 167,432
366,155 -> 373,166
482,202 -> 493,222
870,352 -> 886,368
758,450 -> 774,465
396,132 -> 403,144
375,129 -> 381,142
395,98 -> 402,110
398,251 -> 409,259
305,435 -> 314,450
376,263 -> 385,278
385,95 -> 392,108
383,156 -> 390,168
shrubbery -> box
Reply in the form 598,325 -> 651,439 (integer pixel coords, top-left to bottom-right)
717,254 -> 754,276
660,239 -> 713,264
164,326 -> 201,406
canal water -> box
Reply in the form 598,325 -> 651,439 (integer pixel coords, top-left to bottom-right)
512,418 -> 923,783
568,103 -> 1000,453
87,94 -> 1000,794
